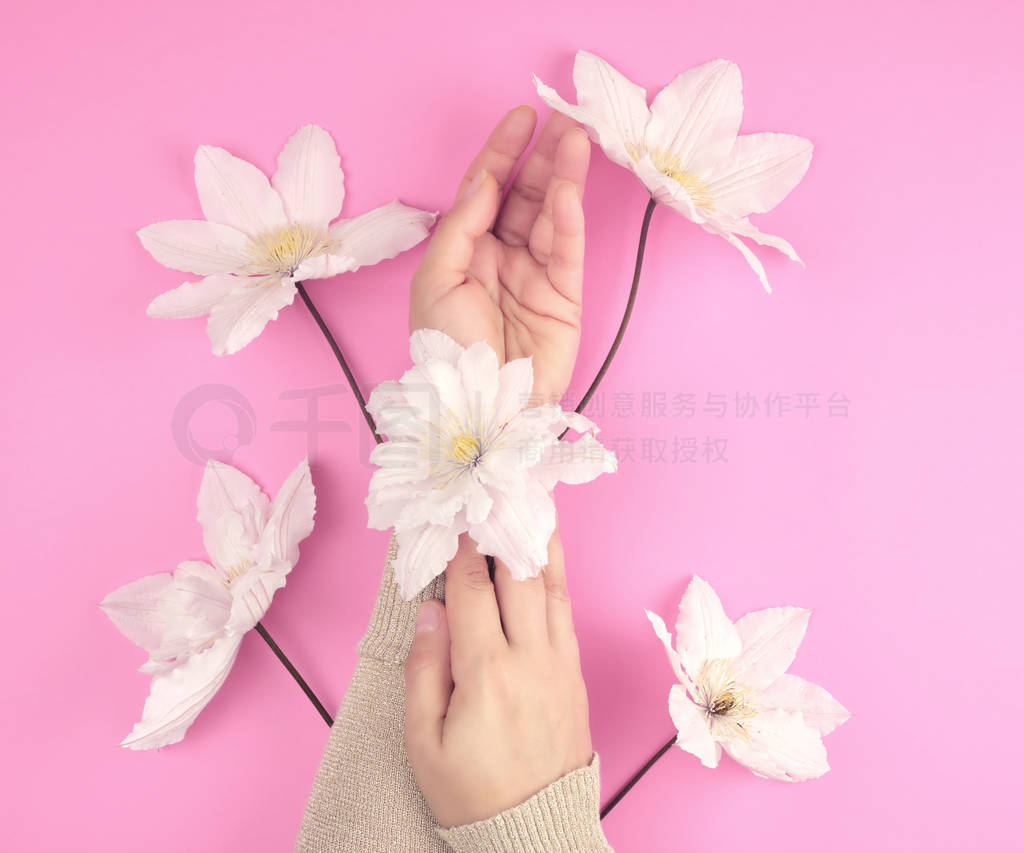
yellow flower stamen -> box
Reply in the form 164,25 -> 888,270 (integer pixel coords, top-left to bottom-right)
697,659 -> 757,740
626,142 -> 715,212
450,434 -> 482,466
221,558 -> 253,590
242,223 -> 337,276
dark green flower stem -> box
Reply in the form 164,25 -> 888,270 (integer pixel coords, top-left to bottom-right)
600,733 -> 676,820
296,280 -> 381,444
255,622 -> 334,726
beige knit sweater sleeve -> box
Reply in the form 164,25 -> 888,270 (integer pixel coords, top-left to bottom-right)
295,535 -> 614,852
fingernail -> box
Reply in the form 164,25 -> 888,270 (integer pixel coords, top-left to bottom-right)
416,602 -> 440,633
457,169 -> 488,203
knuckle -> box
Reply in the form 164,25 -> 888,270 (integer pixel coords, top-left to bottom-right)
471,650 -> 511,691
453,556 -> 493,591
543,574 -> 571,604
404,648 -> 434,678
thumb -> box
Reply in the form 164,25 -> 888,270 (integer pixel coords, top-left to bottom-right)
404,599 -> 453,758
413,168 -> 499,293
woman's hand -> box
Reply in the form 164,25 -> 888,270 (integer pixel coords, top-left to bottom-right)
403,531 -> 593,828
403,106 -> 594,827
410,105 -> 591,403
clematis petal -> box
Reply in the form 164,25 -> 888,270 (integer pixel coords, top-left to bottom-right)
533,51 -> 649,171
137,220 -> 250,275
401,359 -> 467,425
327,200 -> 436,272
493,356 -> 534,425
411,328 -> 464,367
458,340 -> 501,419
645,609 -> 687,687
146,274 -> 240,319
395,478 -> 470,529
465,479 -> 494,525
674,575 -> 742,679
271,124 -> 345,228
557,408 -> 602,436
705,132 -> 813,217
475,406 -> 567,485
366,491 -> 404,532
101,562 -> 232,670
570,50 -> 651,166
292,253 -> 358,281
754,674 -> 850,736
194,144 -> 288,238
719,230 -> 772,293
632,156 -> 703,222
394,522 -> 460,600
477,428 -> 545,486
720,216 -> 803,264
646,59 -> 743,176
161,561 -> 232,648
137,561 -> 233,671
530,433 -> 617,490
732,606 -> 811,689
261,458 -> 316,566
120,635 -> 243,750
721,708 -> 829,782
197,459 -> 270,570
225,555 -> 292,635
367,440 -> 431,488
468,480 -> 555,580
100,574 -> 176,653
205,277 -> 297,356
669,684 -> 721,768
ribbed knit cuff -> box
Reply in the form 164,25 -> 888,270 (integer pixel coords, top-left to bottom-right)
436,753 -> 613,853
357,532 -> 447,663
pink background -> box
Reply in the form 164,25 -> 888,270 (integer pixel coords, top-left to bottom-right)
2,0 -> 1021,850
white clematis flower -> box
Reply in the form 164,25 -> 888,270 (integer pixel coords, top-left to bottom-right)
534,51 -> 813,292
140,124 -> 437,354
365,329 -> 617,600
646,575 -> 849,781
100,458 -> 316,749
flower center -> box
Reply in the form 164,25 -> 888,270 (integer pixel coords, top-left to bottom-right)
696,659 -> 756,738
627,143 -> 714,211
221,558 -> 253,590
242,223 -> 336,276
450,433 -> 482,466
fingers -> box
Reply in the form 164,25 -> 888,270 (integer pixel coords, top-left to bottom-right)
542,529 -> 577,649
404,600 -> 453,756
444,534 -> 506,667
542,181 -> 586,304
453,105 -> 537,207
492,555 -> 548,648
413,169 -> 500,294
496,114 -> 588,247
526,126 -> 590,266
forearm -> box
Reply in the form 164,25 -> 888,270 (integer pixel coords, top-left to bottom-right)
295,535 -> 448,852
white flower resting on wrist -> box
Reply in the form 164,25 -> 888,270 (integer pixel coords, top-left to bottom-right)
365,329 -> 617,600
646,575 -> 849,781
100,459 -> 316,749
139,123 -> 437,355
535,51 -> 812,293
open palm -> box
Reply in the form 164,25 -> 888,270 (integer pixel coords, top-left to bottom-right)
410,106 -> 591,403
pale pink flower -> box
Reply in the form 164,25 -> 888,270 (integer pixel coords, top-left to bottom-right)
646,575 -> 849,781
100,459 -> 315,749
140,124 -> 437,354
535,51 -> 812,292
365,329 -> 617,599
